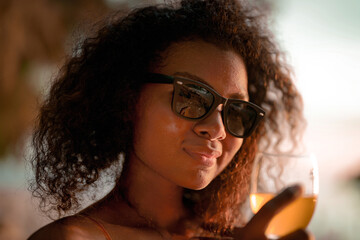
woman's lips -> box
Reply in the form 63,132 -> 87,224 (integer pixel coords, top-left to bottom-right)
184,148 -> 222,167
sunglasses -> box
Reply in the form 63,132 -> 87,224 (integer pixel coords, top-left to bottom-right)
146,73 -> 265,138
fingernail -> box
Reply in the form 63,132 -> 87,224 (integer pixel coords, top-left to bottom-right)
287,185 -> 303,198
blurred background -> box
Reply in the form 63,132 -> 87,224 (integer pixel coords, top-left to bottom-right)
0,0 -> 359,239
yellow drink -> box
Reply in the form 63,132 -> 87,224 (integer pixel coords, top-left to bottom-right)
250,193 -> 317,237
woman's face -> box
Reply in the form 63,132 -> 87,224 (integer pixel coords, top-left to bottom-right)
132,40 -> 248,190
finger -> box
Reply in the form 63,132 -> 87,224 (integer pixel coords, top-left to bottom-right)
247,185 -> 303,232
231,226 -> 267,240
279,229 -> 315,240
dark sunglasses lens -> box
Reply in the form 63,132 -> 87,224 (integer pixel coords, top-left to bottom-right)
226,102 -> 258,137
174,82 -> 214,119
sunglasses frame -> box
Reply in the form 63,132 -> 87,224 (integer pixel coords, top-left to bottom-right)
146,73 -> 265,138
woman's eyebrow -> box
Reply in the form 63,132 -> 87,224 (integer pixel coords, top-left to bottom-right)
173,71 -> 209,85
173,71 -> 249,100
229,91 -> 249,101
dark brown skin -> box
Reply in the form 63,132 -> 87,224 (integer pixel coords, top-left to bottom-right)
28,41 -> 313,240
29,0 -> 309,239
28,186 -> 313,240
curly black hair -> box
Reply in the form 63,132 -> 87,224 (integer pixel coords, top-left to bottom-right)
30,0 -> 304,234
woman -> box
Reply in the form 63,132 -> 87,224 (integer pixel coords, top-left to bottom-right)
28,0 -> 310,239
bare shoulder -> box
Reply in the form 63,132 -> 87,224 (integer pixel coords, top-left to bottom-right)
27,215 -> 104,240
27,214 -> 164,240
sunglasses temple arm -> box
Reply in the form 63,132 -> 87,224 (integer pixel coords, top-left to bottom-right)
146,73 -> 174,84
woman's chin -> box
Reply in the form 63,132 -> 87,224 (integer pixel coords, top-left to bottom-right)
182,175 -> 213,190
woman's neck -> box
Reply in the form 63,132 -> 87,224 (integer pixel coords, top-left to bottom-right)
126,157 -> 188,228
108,154 -> 191,233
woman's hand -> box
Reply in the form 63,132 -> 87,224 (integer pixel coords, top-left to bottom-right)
232,185 -> 314,240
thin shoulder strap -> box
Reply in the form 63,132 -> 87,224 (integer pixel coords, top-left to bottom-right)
78,214 -> 113,240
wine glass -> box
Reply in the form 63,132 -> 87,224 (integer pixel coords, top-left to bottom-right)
249,152 -> 319,239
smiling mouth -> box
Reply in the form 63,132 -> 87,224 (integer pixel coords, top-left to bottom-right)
184,149 -> 222,167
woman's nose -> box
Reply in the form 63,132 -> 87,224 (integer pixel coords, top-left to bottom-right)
193,104 -> 226,140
